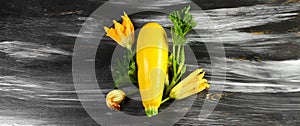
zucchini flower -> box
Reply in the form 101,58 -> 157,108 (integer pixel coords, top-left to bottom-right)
169,68 -> 210,100
106,90 -> 126,110
104,12 -> 134,50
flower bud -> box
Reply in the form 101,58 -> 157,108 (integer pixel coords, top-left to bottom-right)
106,90 -> 126,110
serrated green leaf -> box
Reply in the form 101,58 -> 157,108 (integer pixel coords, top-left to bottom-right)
169,5 -> 197,46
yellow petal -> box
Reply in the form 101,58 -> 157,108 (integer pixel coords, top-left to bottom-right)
121,12 -> 134,35
113,20 -> 125,34
114,22 -> 125,38
175,86 -> 198,100
103,11 -> 135,49
170,81 -> 198,99
181,68 -> 202,85
171,68 -> 202,92
123,11 -> 128,17
124,21 -> 131,36
169,70 -> 209,100
197,82 -> 210,92
104,26 -> 109,32
105,27 -> 121,43
198,72 -> 205,80
173,79 -> 208,100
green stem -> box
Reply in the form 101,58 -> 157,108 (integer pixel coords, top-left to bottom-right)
165,46 -> 185,97
176,45 -> 181,62
164,75 -> 177,98
164,85 -> 170,98
181,45 -> 185,63
176,63 -> 184,75
169,72 -> 179,89
127,48 -> 133,59
173,45 -> 176,58
174,72 -> 183,84
172,53 -> 177,76
169,75 -> 176,90
161,97 -> 171,105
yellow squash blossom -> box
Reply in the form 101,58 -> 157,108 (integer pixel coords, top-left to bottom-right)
104,12 -> 134,49
169,68 -> 210,100
106,90 -> 126,110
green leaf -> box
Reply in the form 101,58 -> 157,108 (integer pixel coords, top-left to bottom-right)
165,5 -> 197,97
169,5 -> 197,46
171,30 -> 186,46
112,54 -> 138,88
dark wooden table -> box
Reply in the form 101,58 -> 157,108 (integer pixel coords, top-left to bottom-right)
0,0 -> 299,125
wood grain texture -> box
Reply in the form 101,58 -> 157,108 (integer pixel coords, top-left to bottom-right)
0,0 -> 299,125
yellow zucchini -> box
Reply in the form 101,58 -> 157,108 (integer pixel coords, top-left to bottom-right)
136,22 -> 168,117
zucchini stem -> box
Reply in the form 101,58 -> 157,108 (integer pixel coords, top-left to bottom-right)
161,97 -> 171,104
